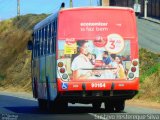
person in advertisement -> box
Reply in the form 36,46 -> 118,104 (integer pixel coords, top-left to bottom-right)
102,51 -> 112,66
71,40 -> 94,80
115,56 -> 126,79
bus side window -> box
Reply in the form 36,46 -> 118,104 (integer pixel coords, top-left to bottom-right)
48,23 -> 51,54
54,19 -> 57,53
41,28 -> 44,56
37,30 -> 39,57
37,30 -> 40,57
38,30 -> 42,57
35,31 -> 38,58
51,22 -> 55,54
45,26 -> 48,55
52,20 -> 57,53
36,31 -> 38,58
37,32 -> 39,57
33,32 -> 36,58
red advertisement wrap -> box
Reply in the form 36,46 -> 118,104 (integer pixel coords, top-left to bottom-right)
57,8 -> 139,91
58,8 -> 136,40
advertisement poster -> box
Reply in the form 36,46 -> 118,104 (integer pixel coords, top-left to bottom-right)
58,34 -> 131,81
57,9 -> 134,81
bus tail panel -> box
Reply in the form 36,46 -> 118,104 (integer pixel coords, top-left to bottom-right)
57,78 -> 139,91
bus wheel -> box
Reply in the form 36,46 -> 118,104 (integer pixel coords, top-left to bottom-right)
114,100 -> 125,112
38,99 -> 47,111
51,100 -> 68,113
92,102 -> 102,110
104,100 -> 114,112
58,101 -> 68,111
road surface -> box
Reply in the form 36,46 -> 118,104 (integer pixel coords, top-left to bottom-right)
137,18 -> 160,53
0,92 -> 160,120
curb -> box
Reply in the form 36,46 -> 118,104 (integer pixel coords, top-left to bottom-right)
142,17 -> 160,24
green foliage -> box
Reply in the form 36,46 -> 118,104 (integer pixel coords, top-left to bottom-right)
0,14 -> 48,74
140,63 -> 160,83
139,48 -> 160,82
0,74 -> 5,81
12,14 -> 48,30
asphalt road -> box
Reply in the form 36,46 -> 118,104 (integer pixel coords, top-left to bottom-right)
137,18 -> 160,53
0,92 -> 160,120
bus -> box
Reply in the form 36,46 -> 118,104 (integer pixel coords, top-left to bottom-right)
28,6 -> 139,112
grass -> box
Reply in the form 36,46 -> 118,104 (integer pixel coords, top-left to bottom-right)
0,14 -> 48,90
139,48 -> 160,82
136,48 -> 160,102
140,63 -> 160,83
0,14 -> 48,74
0,74 -> 5,81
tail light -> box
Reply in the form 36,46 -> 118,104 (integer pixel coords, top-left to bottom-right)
128,59 -> 139,80
131,67 -> 136,72
57,61 -> 69,81
133,61 -> 138,66
62,74 -> 68,79
60,68 -> 65,73
58,62 -> 63,67
128,73 -> 134,79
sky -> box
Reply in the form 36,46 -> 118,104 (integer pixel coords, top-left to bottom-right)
0,0 -> 100,20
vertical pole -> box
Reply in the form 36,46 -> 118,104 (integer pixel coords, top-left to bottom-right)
100,0 -> 102,6
102,0 -> 109,6
17,0 -> 20,17
144,0 -> 148,18
135,0 -> 138,3
70,0 -> 73,7
90,0 -> 93,6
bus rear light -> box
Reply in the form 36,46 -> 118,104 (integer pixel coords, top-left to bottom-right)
60,68 -> 65,73
62,74 -> 68,79
132,61 -> 138,66
58,62 -> 63,67
131,67 -> 136,72
128,73 -> 134,78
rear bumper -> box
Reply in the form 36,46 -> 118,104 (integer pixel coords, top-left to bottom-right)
58,90 -> 138,103
57,78 -> 139,103
57,78 -> 139,91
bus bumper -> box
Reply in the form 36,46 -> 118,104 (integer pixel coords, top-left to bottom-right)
57,78 -> 139,101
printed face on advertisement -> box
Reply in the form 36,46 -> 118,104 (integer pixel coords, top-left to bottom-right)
80,42 -> 89,55
115,56 -> 121,63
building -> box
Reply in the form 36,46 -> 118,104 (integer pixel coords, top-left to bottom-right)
101,0 -> 160,18
101,0 -> 135,7
141,0 -> 160,18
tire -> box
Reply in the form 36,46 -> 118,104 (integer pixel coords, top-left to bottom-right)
92,102 -> 102,110
104,100 -> 114,112
105,100 -> 125,113
114,100 -> 125,112
50,100 -> 68,113
38,99 -> 47,111
33,79 -> 38,98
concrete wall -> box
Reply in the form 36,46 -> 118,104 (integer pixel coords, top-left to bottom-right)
101,0 -> 160,18
102,0 -> 109,6
141,0 -> 160,18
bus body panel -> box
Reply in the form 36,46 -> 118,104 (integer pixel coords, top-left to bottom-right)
58,7 -> 137,40
46,54 -> 57,100
57,8 -> 139,100
39,56 -> 46,83
57,78 -> 139,91
32,58 -> 40,98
